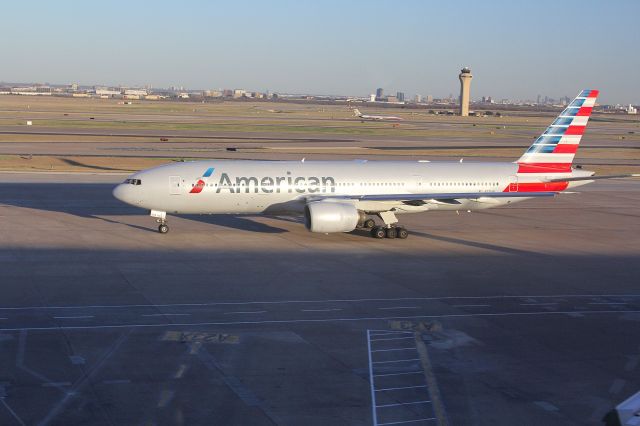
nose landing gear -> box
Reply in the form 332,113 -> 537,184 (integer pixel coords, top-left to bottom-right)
150,210 -> 169,234
157,222 -> 169,234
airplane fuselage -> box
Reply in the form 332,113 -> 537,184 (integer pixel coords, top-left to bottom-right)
359,115 -> 402,121
113,160 -> 591,216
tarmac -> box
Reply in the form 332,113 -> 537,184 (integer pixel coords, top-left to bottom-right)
0,171 -> 638,425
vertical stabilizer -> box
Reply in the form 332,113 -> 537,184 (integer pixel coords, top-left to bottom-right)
517,89 -> 598,173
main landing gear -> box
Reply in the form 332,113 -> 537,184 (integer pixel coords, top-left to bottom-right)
360,212 -> 409,240
370,225 -> 408,239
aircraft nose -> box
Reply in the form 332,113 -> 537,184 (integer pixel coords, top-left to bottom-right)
112,184 -> 133,204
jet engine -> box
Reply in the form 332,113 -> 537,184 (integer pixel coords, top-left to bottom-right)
304,201 -> 360,233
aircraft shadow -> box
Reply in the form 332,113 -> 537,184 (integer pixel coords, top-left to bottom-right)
0,182 -> 289,234
177,214 -> 287,234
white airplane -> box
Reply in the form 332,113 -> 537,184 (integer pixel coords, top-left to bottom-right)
353,108 -> 403,121
113,90 -> 637,239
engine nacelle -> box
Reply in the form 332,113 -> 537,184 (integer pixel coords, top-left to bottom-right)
304,201 -> 360,233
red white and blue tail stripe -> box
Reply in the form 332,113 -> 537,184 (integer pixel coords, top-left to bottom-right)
517,89 -> 598,174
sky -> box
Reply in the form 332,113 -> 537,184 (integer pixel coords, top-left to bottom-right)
2,0 -> 639,104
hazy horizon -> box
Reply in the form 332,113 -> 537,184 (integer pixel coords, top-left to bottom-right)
2,1 -> 639,104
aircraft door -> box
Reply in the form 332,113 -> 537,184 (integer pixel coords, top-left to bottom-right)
507,175 -> 518,192
169,176 -> 182,195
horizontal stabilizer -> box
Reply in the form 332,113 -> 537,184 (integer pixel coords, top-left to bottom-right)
546,174 -> 640,182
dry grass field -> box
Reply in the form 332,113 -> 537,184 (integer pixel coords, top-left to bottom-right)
0,95 -> 638,174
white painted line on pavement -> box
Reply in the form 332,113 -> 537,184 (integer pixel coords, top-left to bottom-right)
378,418 -> 436,425
371,347 -> 416,353
376,400 -> 431,408
373,371 -> 423,378
141,313 -> 191,317
375,384 -> 428,392
301,308 -> 343,312
378,306 -> 420,310
2,309 -> 639,332
366,330 -> 378,426
372,358 -> 420,365
521,303 -> 558,306
53,315 -> 94,319
3,293 -> 638,311
370,336 -> 415,342
453,304 -> 490,308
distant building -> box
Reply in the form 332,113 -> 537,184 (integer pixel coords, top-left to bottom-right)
370,94 -> 376,102
124,89 -> 147,96
627,104 -> 638,114
396,92 -> 405,102
11,86 -> 51,96
375,88 -> 384,100
95,88 -> 121,97
414,94 -> 422,103
387,95 -> 398,103
426,95 -> 433,103
458,67 -> 472,116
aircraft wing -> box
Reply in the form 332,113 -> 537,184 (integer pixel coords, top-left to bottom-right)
310,191 -> 557,203
545,174 -> 640,182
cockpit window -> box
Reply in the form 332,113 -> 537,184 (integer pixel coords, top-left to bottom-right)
123,179 -> 142,185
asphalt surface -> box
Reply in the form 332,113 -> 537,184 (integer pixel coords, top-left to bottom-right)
0,172 -> 639,425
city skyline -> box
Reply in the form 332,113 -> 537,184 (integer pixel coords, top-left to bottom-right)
1,79 -> 607,106
2,1 -> 639,104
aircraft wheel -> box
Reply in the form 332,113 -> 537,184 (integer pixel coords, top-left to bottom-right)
385,227 -> 397,239
158,224 -> 169,234
363,218 -> 376,229
371,227 -> 386,239
396,227 -> 409,239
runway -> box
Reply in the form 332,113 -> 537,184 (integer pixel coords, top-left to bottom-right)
0,172 -> 639,425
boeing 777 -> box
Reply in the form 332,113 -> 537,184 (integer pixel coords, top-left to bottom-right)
353,108 -> 403,121
113,90 -> 637,239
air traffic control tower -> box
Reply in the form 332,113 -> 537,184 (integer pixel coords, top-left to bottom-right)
458,67 -> 473,116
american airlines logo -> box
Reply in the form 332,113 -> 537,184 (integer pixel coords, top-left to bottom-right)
189,167 -> 215,194
191,168 -> 336,194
